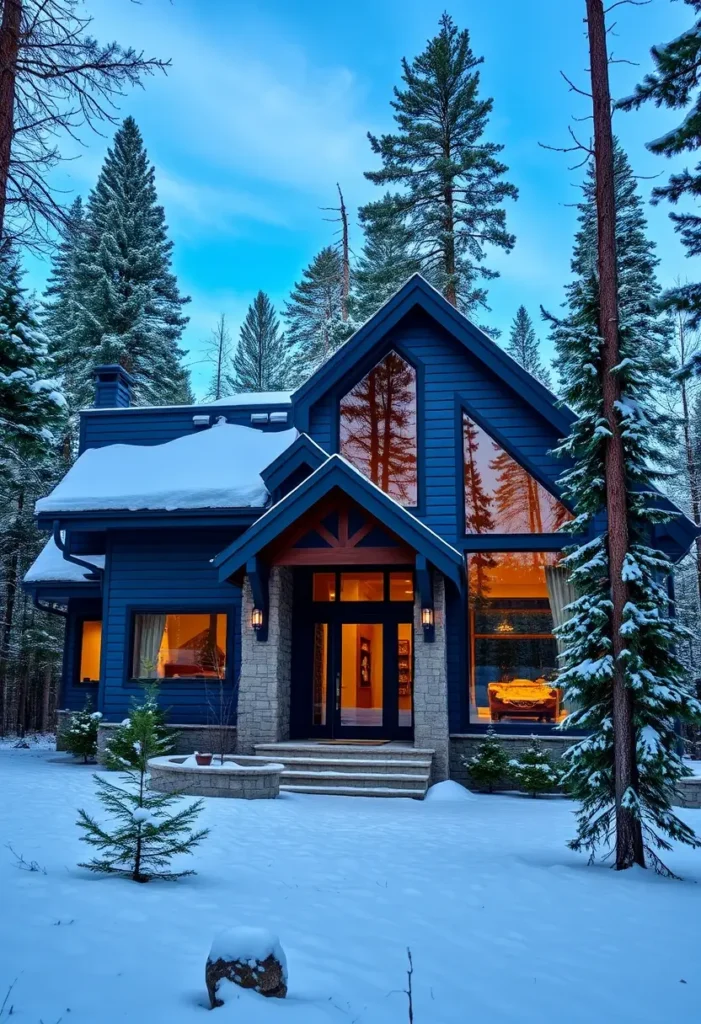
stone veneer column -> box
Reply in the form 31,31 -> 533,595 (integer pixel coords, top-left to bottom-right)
235,567 -> 293,754
413,571 -> 449,781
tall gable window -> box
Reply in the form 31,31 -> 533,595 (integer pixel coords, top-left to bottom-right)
462,412 -> 571,534
340,351 -> 417,506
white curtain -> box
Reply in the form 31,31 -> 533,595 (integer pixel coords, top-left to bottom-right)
132,614 -> 167,678
544,565 -> 577,656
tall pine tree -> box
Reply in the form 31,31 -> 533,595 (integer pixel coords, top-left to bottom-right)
284,246 -> 350,381
550,141 -> 674,391
363,13 -> 517,312
0,253 -> 66,733
506,306 -> 552,389
66,118 -> 192,408
352,195 -> 422,323
618,2 -> 701,326
547,133 -> 700,870
228,292 -> 292,392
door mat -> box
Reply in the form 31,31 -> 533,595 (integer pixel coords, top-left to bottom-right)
325,739 -> 390,746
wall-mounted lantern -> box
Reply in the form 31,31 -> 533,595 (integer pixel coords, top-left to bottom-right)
421,607 -> 434,629
251,607 -> 264,631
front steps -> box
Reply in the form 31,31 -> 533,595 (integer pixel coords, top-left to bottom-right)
254,742 -> 435,799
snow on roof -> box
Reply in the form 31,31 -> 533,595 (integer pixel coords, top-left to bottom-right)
206,390 -> 293,407
35,421 -> 298,515
24,538 -> 105,584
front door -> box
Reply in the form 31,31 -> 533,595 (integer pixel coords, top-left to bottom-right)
293,570 -> 415,740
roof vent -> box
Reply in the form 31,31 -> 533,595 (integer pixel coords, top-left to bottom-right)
250,413 -> 269,424
269,411 -> 288,424
192,414 -> 211,429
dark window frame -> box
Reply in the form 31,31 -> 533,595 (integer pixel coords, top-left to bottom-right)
123,603 -> 235,686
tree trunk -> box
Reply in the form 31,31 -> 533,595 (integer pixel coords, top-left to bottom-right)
677,317 -> 701,607
41,663 -> 52,733
586,0 -> 644,870
0,0 -> 21,245
337,184 -> 350,321
0,490 -> 24,735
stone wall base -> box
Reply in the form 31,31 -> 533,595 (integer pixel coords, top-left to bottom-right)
676,776 -> 701,809
97,723 -> 237,764
449,733 -> 577,792
55,710 -> 71,752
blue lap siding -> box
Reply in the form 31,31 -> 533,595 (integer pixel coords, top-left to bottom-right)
99,530 -> 242,724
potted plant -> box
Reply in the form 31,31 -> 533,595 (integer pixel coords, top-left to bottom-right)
195,752 -> 213,766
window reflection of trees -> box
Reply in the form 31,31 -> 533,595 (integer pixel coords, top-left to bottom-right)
340,352 -> 417,505
462,412 -> 571,536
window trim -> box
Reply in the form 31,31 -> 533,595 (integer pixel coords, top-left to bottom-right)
455,395 -> 573,541
310,569 -> 415,605
123,602 -> 235,686
333,343 -> 425,514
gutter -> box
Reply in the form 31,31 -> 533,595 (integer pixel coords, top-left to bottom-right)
52,520 -> 104,589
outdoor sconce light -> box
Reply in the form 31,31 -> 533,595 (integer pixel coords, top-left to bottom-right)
251,607 -> 264,630
421,607 -> 434,628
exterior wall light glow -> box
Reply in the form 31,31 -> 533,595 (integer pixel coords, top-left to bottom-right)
421,607 -> 434,628
251,607 -> 264,630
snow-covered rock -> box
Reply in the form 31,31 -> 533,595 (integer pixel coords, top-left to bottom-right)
424,780 -> 476,803
206,927 -> 287,1006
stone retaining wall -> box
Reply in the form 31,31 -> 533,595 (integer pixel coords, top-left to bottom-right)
97,723 -> 237,764
676,776 -> 701,809
148,756 -> 281,799
449,733 -> 577,791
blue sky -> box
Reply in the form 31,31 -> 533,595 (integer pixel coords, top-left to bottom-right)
26,0 -> 692,397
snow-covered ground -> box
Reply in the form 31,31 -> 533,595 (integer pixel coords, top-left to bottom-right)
1,748 -> 700,1023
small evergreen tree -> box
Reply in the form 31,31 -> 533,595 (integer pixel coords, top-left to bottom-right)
77,690 -> 208,883
64,699 -> 102,763
363,13 -> 517,312
352,195 -> 422,323
67,117 -> 192,409
618,2 -> 701,326
285,246 -> 350,382
506,306 -> 552,389
228,291 -> 293,392
510,738 -> 561,798
463,727 -> 510,792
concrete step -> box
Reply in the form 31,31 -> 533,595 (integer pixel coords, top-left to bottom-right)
255,742 -> 433,762
281,783 -> 427,799
253,755 -> 433,774
281,770 -> 428,791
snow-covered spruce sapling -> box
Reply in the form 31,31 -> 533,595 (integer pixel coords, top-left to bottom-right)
463,727 -> 511,792
509,738 -> 562,798
64,699 -> 101,763
76,691 -> 208,882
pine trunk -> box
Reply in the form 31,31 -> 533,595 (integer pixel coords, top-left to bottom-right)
0,0 -> 21,245
337,184 -> 350,321
677,321 -> 701,606
586,0 -> 644,869
41,663 -> 52,733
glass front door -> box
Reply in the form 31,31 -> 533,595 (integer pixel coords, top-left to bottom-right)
297,570 -> 415,740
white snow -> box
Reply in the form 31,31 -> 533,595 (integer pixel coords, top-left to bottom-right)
209,927 -> 287,978
1,748 -> 700,1023
23,537 -> 105,583
424,779 -> 477,802
207,391 -> 293,407
35,422 -> 297,514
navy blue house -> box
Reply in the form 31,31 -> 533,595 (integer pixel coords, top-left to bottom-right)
23,276 -> 699,783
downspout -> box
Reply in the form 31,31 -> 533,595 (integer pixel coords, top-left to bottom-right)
52,520 -> 104,590
32,594 -> 68,618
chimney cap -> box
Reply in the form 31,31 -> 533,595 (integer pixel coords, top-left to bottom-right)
93,364 -> 136,385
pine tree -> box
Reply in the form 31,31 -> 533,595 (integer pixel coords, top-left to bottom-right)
228,291 -> 293,393
203,314 -> 232,402
284,246 -> 351,381
67,117 -> 192,409
550,141 -> 674,391
547,156 -> 701,870
64,699 -> 102,763
352,196 -> 422,323
463,727 -> 510,792
77,690 -> 208,882
617,2 -> 701,326
0,254 -> 66,732
506,306 -> 552,389
363,13 -> 517,312
510,738 -> 561,798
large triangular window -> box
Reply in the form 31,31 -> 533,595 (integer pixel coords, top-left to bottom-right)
462,412 -> 571,534
340,351 -> 417,506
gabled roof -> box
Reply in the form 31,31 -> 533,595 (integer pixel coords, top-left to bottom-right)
213,454 -> 464,586
291,274 -> 574,437
260,433 -> 328,494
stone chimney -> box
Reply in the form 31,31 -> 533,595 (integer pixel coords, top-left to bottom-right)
93,365 -> 134,408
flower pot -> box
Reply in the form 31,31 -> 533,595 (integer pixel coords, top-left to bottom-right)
195,753 -> 213,766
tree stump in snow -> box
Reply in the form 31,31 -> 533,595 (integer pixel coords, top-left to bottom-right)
206,927 -> 287,1007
